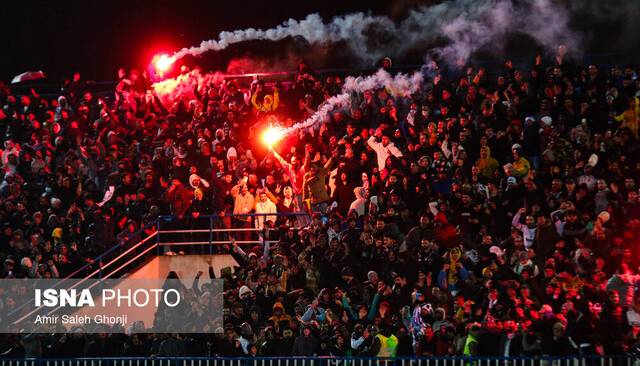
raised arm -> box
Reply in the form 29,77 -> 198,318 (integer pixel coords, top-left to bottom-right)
550,208 -> 564,224
271,148 -> 291,170
511,208 -> 526,232
231,238 -> 248,262
323,156 -> 335,171
428,201 -> 439,217
272,89 -> 280,110
367,135 -> 381,152
264,188 -> 279,205
192,271 -> 204,297
367,292 -> 381,321
441,139 -> 452,159
341,294 -> 358,320
250,92 -> 261,111
301,152 -> 310,173
550,208 -> 565,236
388,143 -> 404,158
230,181 -> 245,198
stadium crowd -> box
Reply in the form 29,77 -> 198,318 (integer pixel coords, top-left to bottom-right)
1,47 -> 640,358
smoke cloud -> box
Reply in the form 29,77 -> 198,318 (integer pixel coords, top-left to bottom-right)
168,0 -> 579,66
153,67 -> 423,137
225,53 -> 308,75
282,69 -> 424,135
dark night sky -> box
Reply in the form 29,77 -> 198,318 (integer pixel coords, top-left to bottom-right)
1,0 -> 638,83
0,0 -> 394,82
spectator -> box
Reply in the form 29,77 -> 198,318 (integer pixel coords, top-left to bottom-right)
292,325 -> 319,356
254,189 -> 277,231
230,179 -> 255,241
302,153 -> 335,214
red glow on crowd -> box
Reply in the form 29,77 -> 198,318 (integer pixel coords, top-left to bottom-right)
261,126 -> 285,148
153,53 -> 174,74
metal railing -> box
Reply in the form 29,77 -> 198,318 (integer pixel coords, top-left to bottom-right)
0,357 -> 635,366
8,212 -> 308,325
155,212 -> 309,254
6,218 -> 160,319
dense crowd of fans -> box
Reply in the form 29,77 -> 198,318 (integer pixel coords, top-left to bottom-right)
1,46 -> 640,358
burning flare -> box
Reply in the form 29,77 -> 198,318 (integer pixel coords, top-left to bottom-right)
261,126 -> 285,148
153,54 -> 175,73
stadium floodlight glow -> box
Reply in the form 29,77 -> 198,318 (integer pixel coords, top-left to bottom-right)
153,54 -> 174,73
261,126 -> 285,148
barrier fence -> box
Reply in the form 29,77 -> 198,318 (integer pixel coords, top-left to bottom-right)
156,212 -> 309,254
9,51 -> 637,97
8,212 -> 308,324
0,357 -> 636,366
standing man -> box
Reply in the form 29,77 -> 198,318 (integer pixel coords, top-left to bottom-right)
255,189 -> 277,231
231,178 -> 255,242
271,146 -> 308,222
302,150 -> 336,215
367,127 -> 403,171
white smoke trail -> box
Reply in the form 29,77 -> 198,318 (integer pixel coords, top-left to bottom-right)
168,0 -> 579,66
280,93 -> 351,135
152,68 -> 423,139
157,0 -> 580,136
281,69 -> 423,135
170,13 -> 390,64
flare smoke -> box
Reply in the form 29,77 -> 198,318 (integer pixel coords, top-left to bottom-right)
153,69 -> 225,102
153,68 -> 422,138
168,0 -> 578,66
282,69 -> 424,135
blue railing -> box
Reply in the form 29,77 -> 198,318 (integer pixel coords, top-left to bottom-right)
5,218 -> 160,318
7,212 -> 309,320
155,212 -> 309,254
57,211 -> 307,280
0,356 -> 635,366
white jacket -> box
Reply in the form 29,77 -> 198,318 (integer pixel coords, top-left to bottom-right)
255,199 -> 277,230
512,211 -> 536,249
367,136 -> 403,171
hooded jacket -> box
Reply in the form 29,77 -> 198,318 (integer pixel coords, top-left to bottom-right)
349,187 -> 368,217
367,136 -> 403,171
292,326 -> 319,356
302,158 -> 334,204
268,302 -> 292,327
476,146 -> 499,179
606,273 -> 640,308
332,178 -> 356,215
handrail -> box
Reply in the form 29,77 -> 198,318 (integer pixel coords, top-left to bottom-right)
71,212 -> 306,282
44,242 -> 161,317
157,241 -> 272,246
9,212 -> 309,324
97,243 -> 160,281
159,228 -> 266,233
84,212 -> 309,280
155,212 -> 310,252
76,232 -> 158,281
12,233 -> 159,323
6,219 -> 159,318
157,212 -> 309,219
0,355 -> 633,361
61,218 -> 160,280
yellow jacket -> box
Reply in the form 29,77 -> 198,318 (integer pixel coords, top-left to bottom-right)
512,157 -> 530,177
251,90 -> 279,113
615,97 -> 639,139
